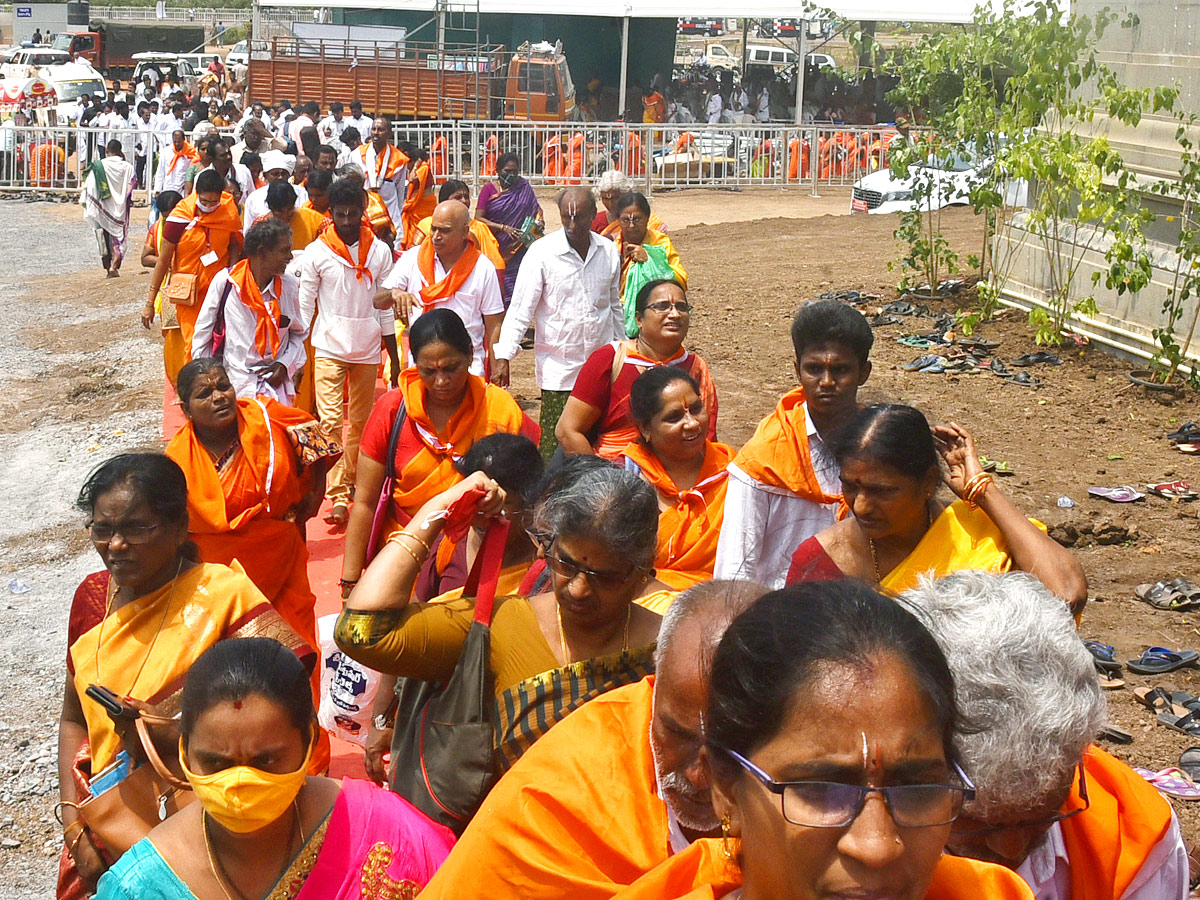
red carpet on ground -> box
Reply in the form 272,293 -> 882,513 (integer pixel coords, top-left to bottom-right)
163,377 -> 385,780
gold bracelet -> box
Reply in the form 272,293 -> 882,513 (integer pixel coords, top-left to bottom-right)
62,820 -> 86,840
388,536 -> 424,567
67,827 -> 91,857
391,530 -> 432,555
965,473 -> 994,507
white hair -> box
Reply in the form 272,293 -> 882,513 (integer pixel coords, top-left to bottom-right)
655,579 -> 769,667
595,169 -> 635,195
898,571 -> 1104,820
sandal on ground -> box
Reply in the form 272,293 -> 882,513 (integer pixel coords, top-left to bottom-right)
903,354 -> 942,372
867,314 -> 902,327
1134,766 -> 1200,798
1083,640 -> 1123,673
1168,423 -> 1200,443
1159,710 -> 1200,736
1003,371 -> 1042,387
1180,747 -> 1200,781
1134,581 -> 1197,610
883,300 -> 917,316
1135,686 -> 1189,716
1148,480 -> 1199,500
1099,724 -> 1133,744
989,358 -> 1013,377
1088,485 -> 1146,503
993,460 -> 1016,476
1129,646 -> 1200,675
897,335 -> 934,349
1011,351 -> 1063,366
957,337 -> 1000,352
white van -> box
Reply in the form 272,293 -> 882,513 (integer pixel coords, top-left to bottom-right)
745,44 -> 795,72
43,61 -> 106,124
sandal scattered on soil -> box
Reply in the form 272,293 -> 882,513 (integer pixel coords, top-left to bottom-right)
1180,747 -> 1200,781
1088,485 -> 1146,503
867,314 -> 902,327
1176,443 -> 1200,455
903,354 -> 943,372
883,300 -> 917,316
1003,371 -> 1042,387
1097,671 -> 1125,690
1134,686 -> 1191,716
897,335 -> 934,349
1083,640 -> 1123,673
1147,480 -> 1199,500
988,358 -> 1013,377
993,460 -> 1016,476
1134,767 -> 1200,798
1128,646 -> 1200,675
1158,710 -> 1200,736
957,337 -> 1000,352
1011,351 -> 1063,366
1133,581 -> 1200,611
1168,423 -> 1200,443
1098,724 -> 1133,744
977,456 -> 997,472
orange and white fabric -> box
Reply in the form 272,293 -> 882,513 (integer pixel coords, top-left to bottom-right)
358,141 -> 409,233
382,242 -> 502,376
713,389 -> 842,589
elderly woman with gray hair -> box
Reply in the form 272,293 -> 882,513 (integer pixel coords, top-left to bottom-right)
902,571 -> 1188,900
336,456 -> 665,781
593,169 -> 666,238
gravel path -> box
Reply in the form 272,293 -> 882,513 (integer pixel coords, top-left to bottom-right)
0,199 -> 160,898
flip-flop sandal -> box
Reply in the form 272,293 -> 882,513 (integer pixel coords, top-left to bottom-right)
1168,423 -> 1200,443
1135,686 -> 1190,715
993,460 -> 1015,476
903,354 -> 942,372
867,314 -> 902,327
977,456 -> 997,472
1083,640 -> 1124,673
1159,709 -> 1200,735
1088,485 -> 1146,502
1003,371 -> 1042,387
919,359 -> 947,374
897,335 -> 934,349
957,337 -> 1000,352
1148,481 -> 1199,500
1134,767 -> 1200,798
1099,724 -> 1133,744
1011,352 -> 1064,366
989,358 -> 1013,377
944,359 -> 983,374
1129,646 -> 1200,674
1176,443 -> 1200,454
1134,581 -> 1195,610
883,300 -> 917,316
1180,747 -> 1200,781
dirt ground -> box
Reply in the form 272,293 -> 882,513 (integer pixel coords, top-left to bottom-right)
5,190 -> 1200,894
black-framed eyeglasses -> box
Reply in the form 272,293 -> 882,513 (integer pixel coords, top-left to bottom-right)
725,747 -> 976,829
544,546 -> 641,591
645,301 -> 693,314
524,526 -> 552,553
86,521 -> 161,545
950,762 -> 1089,836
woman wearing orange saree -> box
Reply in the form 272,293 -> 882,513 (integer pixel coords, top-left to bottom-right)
400,146 -> 437,251
165,360 -> 336,768
57,453 -> 311,900
140,168 -> 243,389
622,367 -> 733,590
340,309 -> 538,597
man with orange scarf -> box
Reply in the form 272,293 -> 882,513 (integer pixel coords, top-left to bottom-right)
383,200 -> 503,377
192,218 -> 308,403
714,300 -> 872,589
398,145 -> 436,251
905,572 -> 1189,900
418,581 -> 767,900
297,177 -> 401,527
358,117 -> 409,242
410,179 -> 506,289
142,168 -> 243,388
152,128 -> 196,197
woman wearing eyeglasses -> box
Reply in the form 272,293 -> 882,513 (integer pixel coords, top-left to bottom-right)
57,454 -> 312,900
608,581 -> 1036,900
557,279 -> 718,460
335,459 -> 664,795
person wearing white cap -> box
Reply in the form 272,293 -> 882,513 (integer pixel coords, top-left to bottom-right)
243,149 -> 308,231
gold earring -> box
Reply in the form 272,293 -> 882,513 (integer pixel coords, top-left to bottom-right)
720,813 -> 733,861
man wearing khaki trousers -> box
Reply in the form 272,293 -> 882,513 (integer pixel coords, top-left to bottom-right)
298,178 -> 401,527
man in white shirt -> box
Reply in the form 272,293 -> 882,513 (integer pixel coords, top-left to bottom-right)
298,177 -> 401,525
243,149 -> 307,231
756,82 -> 772,122
345,101 -> 373,142
317,101 -> 348,142
206,137 -> 254,204
357,117 -> 408,236
192,217 -> 308,403
492,186 -> 621,458
154,102 -> 183,151
906,572 -> 1191,900
134,102 -> 155,186
712,300 -> 872,589
232,117 -> 286,166
153,129 -> 194,195
704,80 -> 723,124
384,200 -> 503,377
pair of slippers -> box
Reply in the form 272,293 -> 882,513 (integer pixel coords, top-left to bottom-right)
1010,351 -> 1063,366
1084,640 -> 1124,689
1135,580 -> 1200,612
978,457 -> 1015,475
1088,485 -> 1146,503
1147,480 -> 1198,500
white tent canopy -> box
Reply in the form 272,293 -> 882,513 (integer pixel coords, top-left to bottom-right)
255,0 -> 987,24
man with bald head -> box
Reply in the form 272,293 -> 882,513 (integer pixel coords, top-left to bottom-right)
383,199 -> 503,376
493,186 -> 621,457
418,580 -> 768,900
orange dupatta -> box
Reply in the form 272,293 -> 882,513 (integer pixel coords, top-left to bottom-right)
318,221 -> 376,284
166,191 -> 243,345
417,239 -> 482,307
414,217 -> 506,289
390,368 -> 528,517
733,387 -> 843,506
227,259 -> 282,358
400,161 -> 436,250
624,440 -> 734,589
165,141 -> 198,175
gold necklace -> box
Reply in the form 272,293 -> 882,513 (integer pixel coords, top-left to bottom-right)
868,539 -> 882,584
94,557 -> 184,693
203,799 -> 302,900
556,604 -> 631,665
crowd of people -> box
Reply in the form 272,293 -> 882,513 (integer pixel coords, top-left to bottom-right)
53,92 -> 1187,900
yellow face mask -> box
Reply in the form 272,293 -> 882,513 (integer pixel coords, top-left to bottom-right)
179,730 -> 313,834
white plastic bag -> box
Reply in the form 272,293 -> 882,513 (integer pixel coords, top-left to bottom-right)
317,613 -> 381,746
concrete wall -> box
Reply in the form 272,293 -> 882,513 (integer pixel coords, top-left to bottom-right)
994,0 -> 1199,367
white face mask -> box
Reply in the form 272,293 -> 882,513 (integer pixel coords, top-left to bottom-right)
196,199 -> 220,214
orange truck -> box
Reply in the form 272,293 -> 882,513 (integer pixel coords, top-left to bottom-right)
247,36 -> 575,121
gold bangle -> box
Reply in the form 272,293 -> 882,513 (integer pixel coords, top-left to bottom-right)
63,820 -> 86,839
67,827 -> 91,857
392,530 -> 432,555
965,473 -> 994,507
388,536 -> 424,567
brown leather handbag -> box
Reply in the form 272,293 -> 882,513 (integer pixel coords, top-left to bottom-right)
75,714 -> 194,856
163,272 -> 198,307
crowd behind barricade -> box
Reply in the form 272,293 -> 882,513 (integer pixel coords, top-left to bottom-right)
53,83 -> 1188,900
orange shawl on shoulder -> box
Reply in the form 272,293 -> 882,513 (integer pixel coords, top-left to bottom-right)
624,440 -> 734,590
732,387 -> 842,506
391,368 -> 529,517
400,161 -> 436,250
417,239 -> 482,307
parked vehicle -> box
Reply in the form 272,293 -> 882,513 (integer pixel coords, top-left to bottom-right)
678,18 -> 726,37
51,22 -> 205,80
852,148 -> 983,215
2,47 -> 71,79
176,53 -> 221,73
132,53 -> 201,97
225,40 -> 249,67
